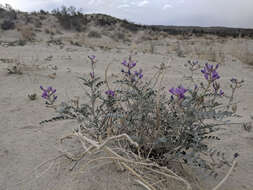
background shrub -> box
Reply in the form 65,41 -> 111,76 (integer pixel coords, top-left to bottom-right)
120,19 -> 139,32
1,20 -> 15,30
88,30 -> 101,38
51,6 -> 85,31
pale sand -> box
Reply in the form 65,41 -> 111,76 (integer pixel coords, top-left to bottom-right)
0,29 -> 253,190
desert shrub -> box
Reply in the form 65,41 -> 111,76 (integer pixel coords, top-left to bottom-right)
95,15 -> 117,26
39,9 -> 48,15
52,6 -> 84,31
1,20 -> 15,30
34,19 -> 42,28
111,32 -> 127,41
0,4 -> 17,20
17,39 -> 26,46
20,26 -> 35,41
120,19 -> 139,32
41,55 -> 242,188
70,40 -> 82,47
88,30 -> 101,38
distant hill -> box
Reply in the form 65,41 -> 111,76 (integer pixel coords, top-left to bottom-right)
1,4 -> 253,39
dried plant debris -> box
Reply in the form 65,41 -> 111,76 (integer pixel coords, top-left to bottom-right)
48,72 -> 56,79
242,122 -> 252,132
28,93 -> 37,100
45,55 -> 53,61
7,62 -> 22,74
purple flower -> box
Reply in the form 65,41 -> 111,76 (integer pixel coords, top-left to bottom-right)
134,69 -> 143,79
105,90 -> 115,97
42,91 -> 48,98
90,72 -> 94,79
201,63 -> 220,82
219,89 -> 224,96
169,85 -> 188,100
129,62 -> 136,69
47,86 -> 53,91
121,58 -> 137,70
211,70 -> 220,81
88,55 -> 96,60
88,55 -> 96,65
40,85 -> 57,104
121,60 -> 128,67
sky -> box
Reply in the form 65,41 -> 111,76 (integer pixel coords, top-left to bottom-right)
1,0 -> 253,28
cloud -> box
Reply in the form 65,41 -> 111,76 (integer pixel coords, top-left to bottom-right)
137,0 -> 149,7
162,4 -> 172,10
88,0 -> 102,6
118,4 -> 130,9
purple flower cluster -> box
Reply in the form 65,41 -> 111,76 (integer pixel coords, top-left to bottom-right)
40,85 -> 57,104
88,55 -> 96,79
134,69 -> 143,79
88,55 -> 96,64
122,59 -> 136,70
201,63 -> 220,82
105,90 -> 115,97
121,56 -> 143,81
90,72 -> 95,79
169,85 -> 188,100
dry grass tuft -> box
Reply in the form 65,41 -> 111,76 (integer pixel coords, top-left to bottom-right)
19,26 -> 36,41
60,130 -> 193,190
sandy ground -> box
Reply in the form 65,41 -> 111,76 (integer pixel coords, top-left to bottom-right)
0,39 -> 253,190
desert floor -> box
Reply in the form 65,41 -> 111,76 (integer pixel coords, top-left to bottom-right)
0,40 -> 253,190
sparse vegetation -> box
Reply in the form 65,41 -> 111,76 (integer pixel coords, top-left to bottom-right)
1,5 -> 253,190
28,93 -> 37,101
19,26 -> 35,41
120,19 -> 139,32
41,55 -> 242,189
52,6 -> 85,31
88,30 -> 101,38
1,20 -> 15,30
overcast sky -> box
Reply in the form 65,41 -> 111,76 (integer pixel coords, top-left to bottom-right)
1,0 -> 253,28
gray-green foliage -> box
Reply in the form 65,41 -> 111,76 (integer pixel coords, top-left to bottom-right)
41,56 -> 243,177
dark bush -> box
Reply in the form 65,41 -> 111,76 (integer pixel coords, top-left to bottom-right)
1,20 -> 15,30
39,9 -> 48,15
0,4 -> 17,20
17,39 -> 26,46
88,31 -> 101,38
120,19 -> 139,32
95,16 -> 117,26
52,6 -> 84,31
111,32 -> 126,41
